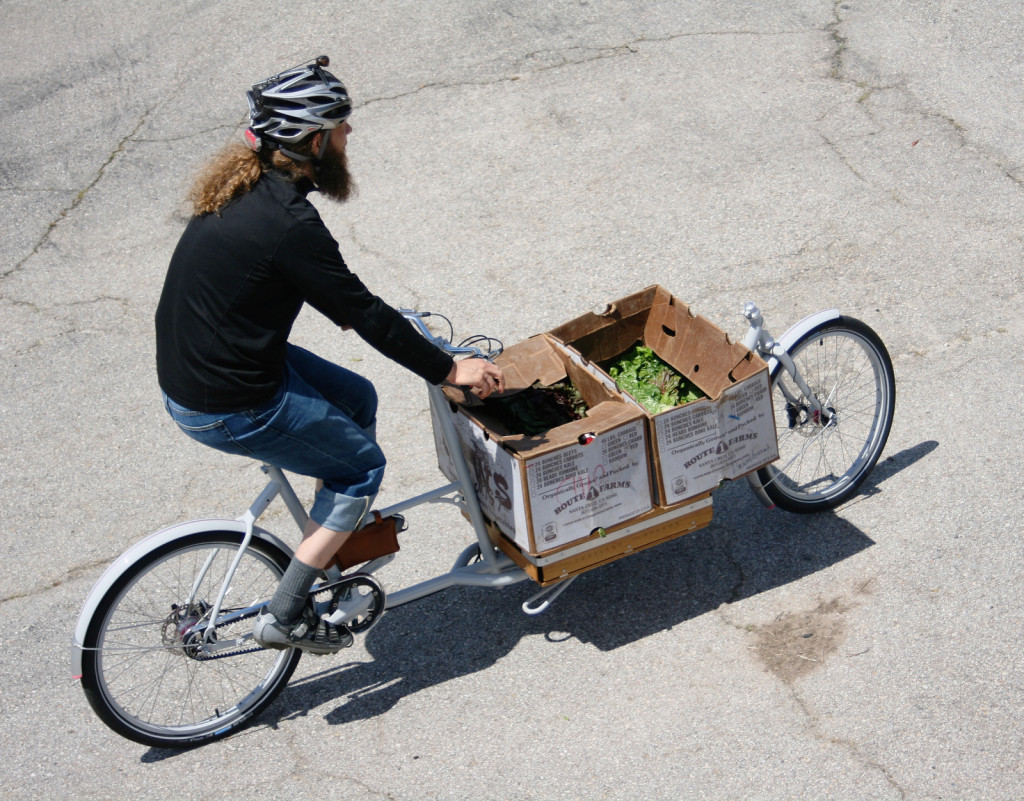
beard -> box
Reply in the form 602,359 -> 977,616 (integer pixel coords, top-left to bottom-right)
315,145 -> 356,203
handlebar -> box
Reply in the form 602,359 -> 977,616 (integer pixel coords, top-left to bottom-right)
399,309 -> 503,361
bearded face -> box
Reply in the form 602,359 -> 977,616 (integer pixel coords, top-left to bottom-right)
315,134 -> 355,202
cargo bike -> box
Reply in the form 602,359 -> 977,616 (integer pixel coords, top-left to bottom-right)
72,289 -> 895,748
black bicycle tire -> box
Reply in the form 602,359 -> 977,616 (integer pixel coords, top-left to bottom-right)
79,530 -> 302,749
756,316 -> 895,513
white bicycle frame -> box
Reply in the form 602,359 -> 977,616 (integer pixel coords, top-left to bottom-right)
70,379 -> 543,675
72,303 -> 839,673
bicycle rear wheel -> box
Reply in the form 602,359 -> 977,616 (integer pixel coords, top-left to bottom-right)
756,316 -> 895,513
79,530 -> 301,748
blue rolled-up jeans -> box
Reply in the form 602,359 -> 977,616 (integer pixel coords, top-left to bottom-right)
163,344 -> 384,532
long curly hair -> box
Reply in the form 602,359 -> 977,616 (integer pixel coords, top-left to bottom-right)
187,140 -> 311,216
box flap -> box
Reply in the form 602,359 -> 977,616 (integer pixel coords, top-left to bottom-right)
563,350 -> 618,409
495,335 -> 567,390
645,296 -> 764,399
547,285 -> 671,362
440,334 -> 568,410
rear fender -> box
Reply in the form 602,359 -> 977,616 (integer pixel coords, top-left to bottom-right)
71,519 -> 292,677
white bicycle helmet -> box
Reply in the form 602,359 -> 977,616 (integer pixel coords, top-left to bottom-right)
245,55 -> 351,160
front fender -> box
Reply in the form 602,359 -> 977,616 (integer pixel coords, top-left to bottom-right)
71,519 -> 292,677
762,308 -> 841,374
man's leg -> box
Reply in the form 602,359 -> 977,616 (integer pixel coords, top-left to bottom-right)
244,351 -> 383,653
265,518 -> 353,626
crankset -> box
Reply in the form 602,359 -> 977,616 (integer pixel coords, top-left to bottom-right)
313,572 -> 386,634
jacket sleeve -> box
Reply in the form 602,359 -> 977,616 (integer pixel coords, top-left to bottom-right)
275,210 -> 455,385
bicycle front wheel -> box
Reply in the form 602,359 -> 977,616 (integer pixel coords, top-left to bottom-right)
79,530 -> 302,748
756,316 -> 895,513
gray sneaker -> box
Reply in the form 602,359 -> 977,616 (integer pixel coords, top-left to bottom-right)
252,607 -> 353,655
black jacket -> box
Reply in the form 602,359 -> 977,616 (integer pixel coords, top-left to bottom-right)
155,172 -> 453,412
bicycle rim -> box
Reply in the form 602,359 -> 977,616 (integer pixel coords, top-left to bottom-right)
81,532 -> 301,748
758,318 -> 894,512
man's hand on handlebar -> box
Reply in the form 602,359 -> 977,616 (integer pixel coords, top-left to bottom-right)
446,358 -> 505,399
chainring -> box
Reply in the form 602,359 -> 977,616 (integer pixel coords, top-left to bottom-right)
314,572 -> 386,634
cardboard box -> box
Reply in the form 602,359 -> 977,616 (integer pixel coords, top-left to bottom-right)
488,492 -> 714,585
431,335 -> 654,555
547,285 -> 779,506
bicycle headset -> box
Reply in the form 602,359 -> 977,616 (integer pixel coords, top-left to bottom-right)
245,55 -> 351,162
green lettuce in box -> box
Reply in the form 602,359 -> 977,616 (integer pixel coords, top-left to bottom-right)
605,345 -> 705,415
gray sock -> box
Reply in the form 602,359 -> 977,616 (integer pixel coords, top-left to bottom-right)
267,558 -> 320,625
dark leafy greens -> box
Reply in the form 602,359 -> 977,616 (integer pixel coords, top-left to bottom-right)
481,380 -> 587,436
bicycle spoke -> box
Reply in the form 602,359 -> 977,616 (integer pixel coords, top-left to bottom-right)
82,532 -> 300,745
757,318 -> 894,511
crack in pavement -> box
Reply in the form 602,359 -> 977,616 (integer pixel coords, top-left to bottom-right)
1,110 -> 152,283
822,1 -> 1024,195
716,575 -> 910,798
827,1 -> 849,80
0,556 -> 113,605
356,41 -> 639,111
3,294 -> 133,356
787,681 -> 910,800
358,27 -> 809,112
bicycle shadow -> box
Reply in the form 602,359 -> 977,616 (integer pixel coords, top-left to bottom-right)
143,440 -> 936,750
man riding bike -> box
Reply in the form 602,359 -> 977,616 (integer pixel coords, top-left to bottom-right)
155,56 -> 503,655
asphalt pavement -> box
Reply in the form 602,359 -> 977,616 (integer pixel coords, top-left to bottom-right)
1,1 -> 1022,799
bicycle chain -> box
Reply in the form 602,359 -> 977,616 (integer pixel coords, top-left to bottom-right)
174,573 -> 385,660
164,604 -> 265,661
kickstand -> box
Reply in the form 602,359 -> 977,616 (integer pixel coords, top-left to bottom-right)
521,575 -> 578,615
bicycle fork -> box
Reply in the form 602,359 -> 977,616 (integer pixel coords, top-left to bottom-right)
742,303 -> 844,506
742,303 -> 823,417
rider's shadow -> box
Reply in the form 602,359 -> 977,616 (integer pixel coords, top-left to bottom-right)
272,441 -> 936,728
